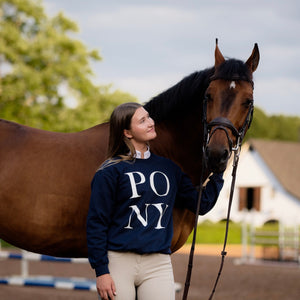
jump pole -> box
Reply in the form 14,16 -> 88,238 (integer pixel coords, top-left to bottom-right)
0,249 -> 96,291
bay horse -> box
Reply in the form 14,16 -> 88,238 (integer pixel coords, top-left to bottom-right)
0,42 -> 259,257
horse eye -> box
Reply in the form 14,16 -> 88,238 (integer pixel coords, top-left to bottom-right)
243,99 -> 253,107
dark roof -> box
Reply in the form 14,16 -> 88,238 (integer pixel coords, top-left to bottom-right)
248,139 -> 300,200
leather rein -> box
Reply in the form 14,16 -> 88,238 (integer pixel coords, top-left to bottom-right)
182,78 -> 254,300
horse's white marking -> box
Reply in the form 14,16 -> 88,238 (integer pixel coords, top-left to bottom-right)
229,81 -> 236,89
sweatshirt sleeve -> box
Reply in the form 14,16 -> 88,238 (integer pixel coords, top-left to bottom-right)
177,172 -> 224,215
198,173 -> 224,215
86,168 -> 117,277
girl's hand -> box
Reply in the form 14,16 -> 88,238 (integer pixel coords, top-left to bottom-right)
96,274 -> 117,300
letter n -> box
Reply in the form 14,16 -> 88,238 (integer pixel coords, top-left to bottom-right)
124,204 -> 150,229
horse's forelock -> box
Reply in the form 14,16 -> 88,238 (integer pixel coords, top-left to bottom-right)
212,59 -> 253,83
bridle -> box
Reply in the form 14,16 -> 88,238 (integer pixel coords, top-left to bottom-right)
202,78 -> 254,153
182,78 -> 254,300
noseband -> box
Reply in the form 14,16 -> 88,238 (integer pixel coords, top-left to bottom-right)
202,79 -> 254,152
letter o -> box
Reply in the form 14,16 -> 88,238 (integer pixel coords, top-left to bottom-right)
149,171 -> 170,196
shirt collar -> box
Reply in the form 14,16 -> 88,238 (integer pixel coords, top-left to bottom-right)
135,147 -> 151,159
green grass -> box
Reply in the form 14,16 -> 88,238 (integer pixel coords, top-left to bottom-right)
186,221 -> 295,246
0,239 -> 15,248
186,220 -> 242,244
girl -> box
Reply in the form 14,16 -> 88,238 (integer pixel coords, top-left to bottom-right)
86,102 -> 224,300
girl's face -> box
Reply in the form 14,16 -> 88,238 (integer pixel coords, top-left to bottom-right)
124,107 -> 157,150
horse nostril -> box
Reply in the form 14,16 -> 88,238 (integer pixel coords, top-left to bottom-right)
221,149 -> 229,161
205,146 -> 228,160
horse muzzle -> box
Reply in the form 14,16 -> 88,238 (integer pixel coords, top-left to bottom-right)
203,117 -> 239,173
204,142 -> 230,173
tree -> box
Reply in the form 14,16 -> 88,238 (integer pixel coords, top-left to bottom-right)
0,0 -> 135,131
245,107 -> 300,142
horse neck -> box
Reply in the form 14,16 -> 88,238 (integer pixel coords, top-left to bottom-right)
150,113 -> 206,185
145,68 -> 215,184
144,68 -> 214,123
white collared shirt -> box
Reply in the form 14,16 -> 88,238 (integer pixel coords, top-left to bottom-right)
135,147 -> 151,159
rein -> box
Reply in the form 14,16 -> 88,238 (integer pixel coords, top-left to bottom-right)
182,81 -> 253,300
182,143 -> 242,300
207,147 -> 240,300
182,153 -> 206,300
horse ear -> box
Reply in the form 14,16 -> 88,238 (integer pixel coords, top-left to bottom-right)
246,43 -> 260,73
215,38 -> 225,68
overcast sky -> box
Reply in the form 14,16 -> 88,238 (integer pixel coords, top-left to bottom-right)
44,0 -> 300,116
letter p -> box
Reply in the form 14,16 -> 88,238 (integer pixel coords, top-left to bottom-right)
125,172 -> 146,198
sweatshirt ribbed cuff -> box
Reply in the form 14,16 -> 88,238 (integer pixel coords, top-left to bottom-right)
95,264 -> 109,277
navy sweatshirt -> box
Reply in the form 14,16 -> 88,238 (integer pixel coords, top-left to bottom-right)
86,153 -> 224,277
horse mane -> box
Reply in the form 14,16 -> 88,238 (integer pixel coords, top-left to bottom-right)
144,58 -> 251,122
144,67 -> 214,122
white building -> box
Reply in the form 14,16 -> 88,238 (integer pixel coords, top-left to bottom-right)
201,139 -> 300,227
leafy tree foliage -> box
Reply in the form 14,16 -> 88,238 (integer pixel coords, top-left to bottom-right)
246,107 -> 300,142
0,0 -> 135,131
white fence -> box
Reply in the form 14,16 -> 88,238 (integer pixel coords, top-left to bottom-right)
238,221 -> 300,264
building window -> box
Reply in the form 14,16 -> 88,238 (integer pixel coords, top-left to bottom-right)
239,187 -> 261,211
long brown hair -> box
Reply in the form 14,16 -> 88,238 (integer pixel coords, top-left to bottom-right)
100,102 -> 142,169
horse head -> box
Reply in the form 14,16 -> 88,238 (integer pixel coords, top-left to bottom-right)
203,40 -> 259,173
